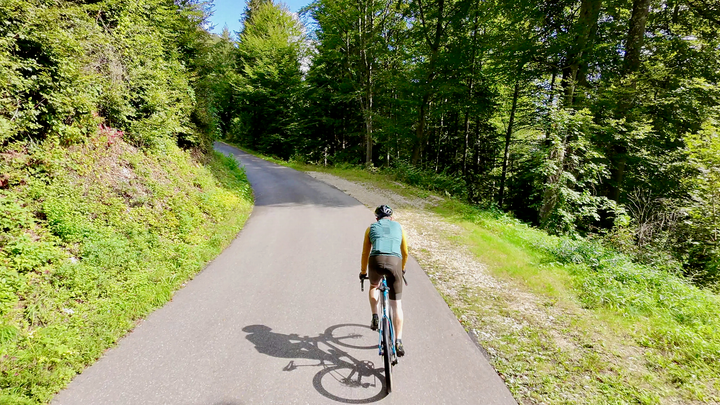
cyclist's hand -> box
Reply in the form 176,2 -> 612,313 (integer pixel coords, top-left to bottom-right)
359,272 -> 368,280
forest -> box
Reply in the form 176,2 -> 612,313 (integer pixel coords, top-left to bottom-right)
1,3 -> 718,287
212,0 -> 720,288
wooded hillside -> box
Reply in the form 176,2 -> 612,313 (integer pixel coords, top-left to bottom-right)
0,1 -> 253,402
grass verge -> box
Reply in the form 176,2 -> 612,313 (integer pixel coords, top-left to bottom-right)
0,136 -> 253,404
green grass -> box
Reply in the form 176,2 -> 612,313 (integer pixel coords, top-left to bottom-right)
0,137 -> 253,404
445,202 -> 720,404
281,160 -> 720,404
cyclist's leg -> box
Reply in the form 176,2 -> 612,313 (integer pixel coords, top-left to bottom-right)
383,255 -> 405,353
377,256 -> 404,341
367,256 -> 384,319
390,299 -> 403,339
368,286 -> 379,316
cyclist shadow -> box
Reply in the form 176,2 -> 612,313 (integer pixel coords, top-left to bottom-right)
242,324 -> 386,403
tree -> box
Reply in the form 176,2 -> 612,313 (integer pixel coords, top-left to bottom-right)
306,0 -> 407,165
232,1 -> 306,158
407,0 -> 472,165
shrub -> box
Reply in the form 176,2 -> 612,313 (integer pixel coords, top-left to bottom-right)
0,140 -> 253,404
385,160 -> 466,197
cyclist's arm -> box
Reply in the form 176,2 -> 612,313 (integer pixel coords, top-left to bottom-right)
400,228 -> 408,271
361,227 -> 371,274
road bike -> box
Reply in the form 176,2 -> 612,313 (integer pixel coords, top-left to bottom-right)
361,275 -> 398,394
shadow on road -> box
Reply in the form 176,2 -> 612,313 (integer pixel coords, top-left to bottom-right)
243,324 -> 386,403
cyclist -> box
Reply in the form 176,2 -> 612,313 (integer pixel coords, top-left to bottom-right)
359,204 -> 409,357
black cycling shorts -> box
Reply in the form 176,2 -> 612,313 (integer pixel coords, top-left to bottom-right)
368,255 -> 403,300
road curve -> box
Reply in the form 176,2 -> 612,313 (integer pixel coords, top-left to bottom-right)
52,143 -> 517,405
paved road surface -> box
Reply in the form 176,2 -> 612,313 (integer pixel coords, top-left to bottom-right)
52,143 -> 517,405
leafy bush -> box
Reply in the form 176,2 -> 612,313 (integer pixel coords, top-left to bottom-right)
384,160 -> 466,197
0,0 -> 210,150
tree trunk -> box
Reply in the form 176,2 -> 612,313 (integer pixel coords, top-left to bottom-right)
539,136 -> 568,225
451,110 -> 460,168
548,70 -> 557,108
411,93 -> 431,165
411,0 -> 445,165
623,0 -> 651,75
498,80 -> 520,207
462,110 -> 471,176
466,115 -> 481,202
609,150 -> 626,202
463,14 -> 481,177
606,0 -> 651,202
561,0 -> 602,106
365,92 -> 373,164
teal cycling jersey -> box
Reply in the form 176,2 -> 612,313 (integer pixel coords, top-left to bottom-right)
369,218 -> 403,258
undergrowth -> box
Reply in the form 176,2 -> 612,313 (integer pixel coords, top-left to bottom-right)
0,136 -> 253,404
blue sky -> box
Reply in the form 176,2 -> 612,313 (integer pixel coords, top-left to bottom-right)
207,0 -> 311,36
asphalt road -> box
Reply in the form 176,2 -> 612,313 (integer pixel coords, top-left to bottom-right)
52,143 -> 517,405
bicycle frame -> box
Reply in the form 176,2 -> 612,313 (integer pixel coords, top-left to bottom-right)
376,277 -> 396,362
361,274 -> 399,394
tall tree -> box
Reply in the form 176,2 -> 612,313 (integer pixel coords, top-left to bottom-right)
561,0 -> 602,106
602,0 -> 652,203
233,1 -> 306,157
408,0 -> 470,165
307,0 -> 405,165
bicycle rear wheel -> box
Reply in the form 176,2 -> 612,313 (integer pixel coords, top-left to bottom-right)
382,317 -> 393,394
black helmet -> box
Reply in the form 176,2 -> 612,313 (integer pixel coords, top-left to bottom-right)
375,204 -> 393,218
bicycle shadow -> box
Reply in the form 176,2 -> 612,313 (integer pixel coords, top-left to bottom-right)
242,324 -> 386,403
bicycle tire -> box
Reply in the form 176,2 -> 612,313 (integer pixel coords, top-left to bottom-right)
382,317 -> 393,394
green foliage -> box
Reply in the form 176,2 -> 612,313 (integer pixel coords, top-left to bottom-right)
227,1 -> 306,158
0,0 -> 215,150
441,200 -> 720,402
536,108 -> 621,235
292,0 -> 720,286
0,139 -> 253,404
191,29 -> 240,142
0,0 -> 258,402
385,160 -> 466,197
681,116 -> 720,286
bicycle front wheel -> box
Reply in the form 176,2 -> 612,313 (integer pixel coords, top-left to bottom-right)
382,317 -> 393,394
